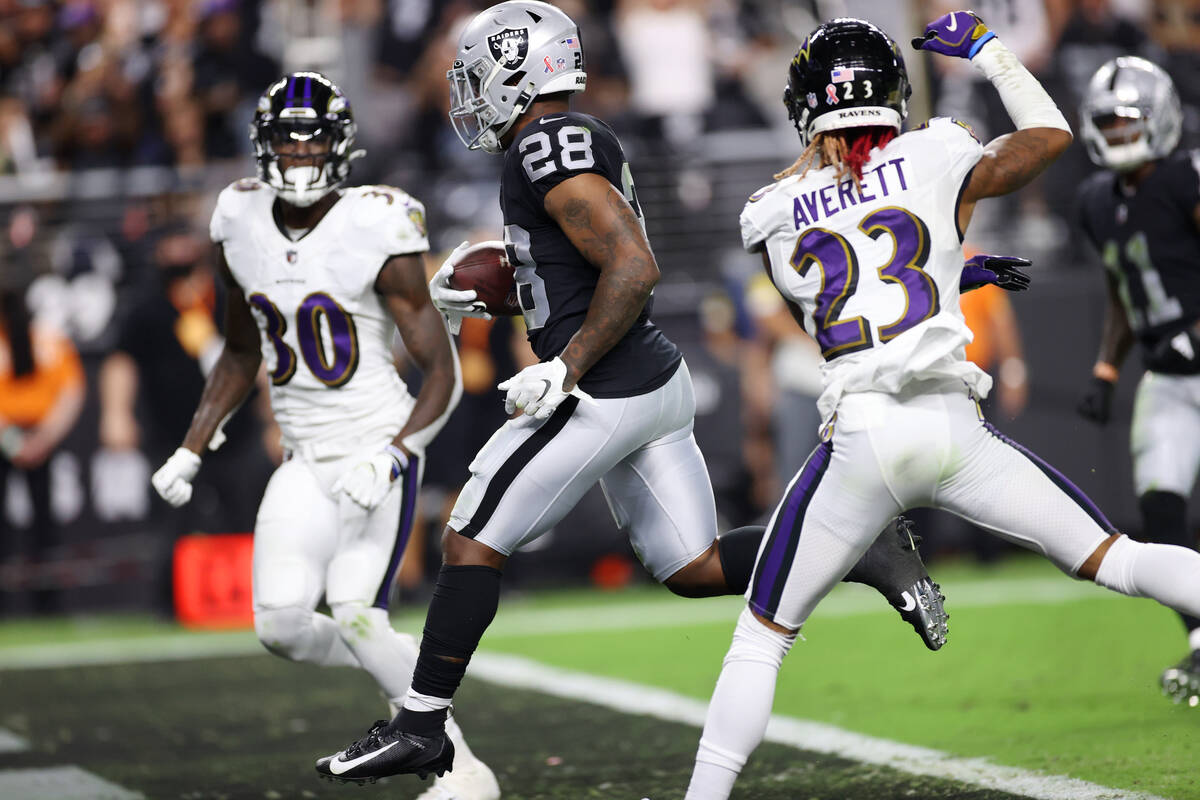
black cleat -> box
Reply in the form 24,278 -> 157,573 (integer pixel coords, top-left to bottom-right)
1161,651 -> 1200,707
315,719 -> 455,784
842,516 -> 948,651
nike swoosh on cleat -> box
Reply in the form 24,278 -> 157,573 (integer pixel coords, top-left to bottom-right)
328,741 -> 399,776
946,15 -> 958,31
897,591 -> 917,612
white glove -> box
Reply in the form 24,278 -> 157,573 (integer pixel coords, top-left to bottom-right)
497,357 -> 593,420
151,447 -> 202,507
333,448 -> 407,510
430,240 -> 494,335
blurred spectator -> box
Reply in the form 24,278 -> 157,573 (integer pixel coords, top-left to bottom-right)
615,0 -> 714,148
960,278 -> 1029,423
557,0 -> 628,121
687,291 -> 760,527
190,0 -> 278,159
1151,0 -> 1200,146
98,222 -> 271,537
742,272 -> 824,507
0,206 -> 86,614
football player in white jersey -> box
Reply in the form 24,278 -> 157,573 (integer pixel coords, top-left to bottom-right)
149,72 -> 500,799
683,14 -> 1200,799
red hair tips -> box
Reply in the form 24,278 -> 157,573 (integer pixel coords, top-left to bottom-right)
843,127 -> 896,181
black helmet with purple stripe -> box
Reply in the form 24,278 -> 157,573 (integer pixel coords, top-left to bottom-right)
250,72 -> 360,206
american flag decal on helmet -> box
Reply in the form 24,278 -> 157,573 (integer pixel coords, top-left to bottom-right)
830,68 -> 855,83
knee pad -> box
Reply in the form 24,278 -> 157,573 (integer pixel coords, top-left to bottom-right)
330,602 -> 388,636
724,606 -> 797,671
254,605 -> 318,661
330,602 -> 416,653
1139,491 -> 1194,549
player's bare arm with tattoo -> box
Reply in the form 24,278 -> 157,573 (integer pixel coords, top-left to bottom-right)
375,254 -> 462,460
180,247 -> 262,454
544,173 -> 659,390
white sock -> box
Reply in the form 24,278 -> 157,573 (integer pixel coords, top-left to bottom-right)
685,608 -> 796,800
444,715 -> 479,765
330,604 -> 417,699
1095,536 -> 1200,618
1189,628 -> 1200,653
404,689 -> 452,713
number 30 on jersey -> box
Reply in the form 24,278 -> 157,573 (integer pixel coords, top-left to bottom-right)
248,292 -> 359,387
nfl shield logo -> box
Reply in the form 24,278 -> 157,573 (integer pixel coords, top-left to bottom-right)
287,250 -> 298,263
488,28 -> 529,68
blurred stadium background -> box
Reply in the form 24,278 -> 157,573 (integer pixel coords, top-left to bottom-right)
1,0 -> 1200,796
3,0 -> 1198,617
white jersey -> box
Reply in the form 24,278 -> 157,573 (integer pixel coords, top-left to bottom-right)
740,118 -> 990,423
211,178 -> 429,452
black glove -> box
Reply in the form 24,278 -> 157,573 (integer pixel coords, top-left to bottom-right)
1145,329 -> 1200,374
960,255 -> 1032,293
1076,376 -> 1115,426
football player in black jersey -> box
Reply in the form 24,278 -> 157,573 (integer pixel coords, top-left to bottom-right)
315,1 -> 945,783
1074,56 -> 1200,706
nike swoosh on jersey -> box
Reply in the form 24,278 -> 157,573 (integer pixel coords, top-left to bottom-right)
946,15 -> 958,31
539,116 -> 566,124
897,591 -> 917,612
328,741 -> 399,775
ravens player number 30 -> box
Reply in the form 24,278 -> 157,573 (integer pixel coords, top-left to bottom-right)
150,72 -> 500,799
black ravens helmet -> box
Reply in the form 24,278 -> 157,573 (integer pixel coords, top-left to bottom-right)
250,72 -> 361,206
784,18 -> 911,146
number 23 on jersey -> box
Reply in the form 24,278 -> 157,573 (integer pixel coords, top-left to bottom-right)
792,207 -> 938,359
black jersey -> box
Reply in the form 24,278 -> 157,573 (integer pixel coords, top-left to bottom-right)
1076,149 -> 1200,371
500,111 -> 681,398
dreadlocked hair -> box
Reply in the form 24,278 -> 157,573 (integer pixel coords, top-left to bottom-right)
775,126 -> 898,188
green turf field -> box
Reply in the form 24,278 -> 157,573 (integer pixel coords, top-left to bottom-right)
1,555 -> 1197,799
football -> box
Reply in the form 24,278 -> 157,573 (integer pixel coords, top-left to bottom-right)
449,242 -> 520,316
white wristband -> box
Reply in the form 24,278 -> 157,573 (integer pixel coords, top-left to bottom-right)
383,444 -> 409,480
970,39 -> 1070,133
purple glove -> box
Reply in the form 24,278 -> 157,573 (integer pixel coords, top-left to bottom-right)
960,254 -> 1032,293
911,11 -> 995,59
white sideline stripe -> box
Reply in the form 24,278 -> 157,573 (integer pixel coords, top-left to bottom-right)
469,652 -> 1168,800
0,575 -> 1118,671
0,766 -> 143,799
0,729 -> 29,752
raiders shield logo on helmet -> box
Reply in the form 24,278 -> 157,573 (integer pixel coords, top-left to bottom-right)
488,28 -> 528,68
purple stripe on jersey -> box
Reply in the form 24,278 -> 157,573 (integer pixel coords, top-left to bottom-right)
285,76 -> 295,102
374,455 -> 422,609
984,422 -> 1117,534
751,441 -> 832,613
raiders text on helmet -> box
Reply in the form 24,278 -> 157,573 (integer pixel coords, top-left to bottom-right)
250,72 -> 362,207
783,18 -> 911,146
447,1 -> 587,154
1080,56 -> 1182,173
